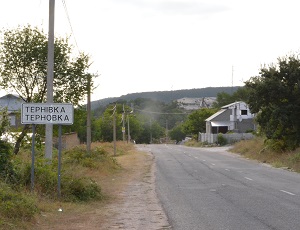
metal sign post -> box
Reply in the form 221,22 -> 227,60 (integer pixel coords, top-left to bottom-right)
58,125 -> 62,199
31,124 -> 36,192
22,103 -> 73,197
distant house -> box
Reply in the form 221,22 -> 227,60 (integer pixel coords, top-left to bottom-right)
199,101 -> 256,144
0,94 -> 24,127
176,97 -> 216,110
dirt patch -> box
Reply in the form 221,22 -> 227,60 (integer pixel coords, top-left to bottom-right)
34,147 -> 171,230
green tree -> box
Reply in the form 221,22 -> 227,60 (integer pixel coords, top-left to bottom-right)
213,87 -> 250,108
169,123 -> 186,143
94,104 -> 143,142
0,25 -> 95,154
0,108 -> 10,137
245,54 -> 300,150
183,108 -> 217,138
137,119 -> 164,144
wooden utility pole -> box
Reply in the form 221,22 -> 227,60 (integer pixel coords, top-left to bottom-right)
127,115 -> 130,143
45,0 -> 55,160
122,104 -> 125,141
113,105 -> 116,156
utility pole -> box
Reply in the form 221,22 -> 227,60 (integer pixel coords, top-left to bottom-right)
122,104 -> 125,142
86,74 -> 91,153
113,104 -> 116,156
150,118 -> 152,144
166,119 -> 168,143
45,0 -> 55,160
127,115 -> 130,143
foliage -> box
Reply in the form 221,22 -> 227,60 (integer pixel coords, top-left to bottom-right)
0,141 -> 131,227
63,107 -> 88,143
183,108 -> 217,136
169,123 -> 186,143
217,133 -> 227,146
0,25 -> 94,105
0,25 -> 95,154
137,118 -> 165,144
1,146 -> 107,202
230,138 -> 300,172
0,140 -> 18,184
130,98 -> 187,130
64,145 -> 120,170
184,139 -> 204,147
245,54 -> 300,150
61,177 -> 101,202
212,87 -> 251,108
94,103 -> 158,143
0,108 -> 10,136
92,86 -> 240,107
0,182 -> 38,220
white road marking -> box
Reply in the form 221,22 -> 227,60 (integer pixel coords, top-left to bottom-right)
225,169 -> 230,171
211,163 -> 215,166
280,190 -> 295,196
244,177 -> 253,181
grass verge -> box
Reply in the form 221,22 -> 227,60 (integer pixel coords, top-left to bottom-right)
0,141 -> 135,229
230,137 -> 300,173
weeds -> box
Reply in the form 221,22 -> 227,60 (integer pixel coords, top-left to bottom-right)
0,182 -> 38,220
230,137 -> 300,172
0,141 -> 125,228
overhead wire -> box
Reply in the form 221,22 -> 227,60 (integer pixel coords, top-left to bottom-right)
61,0 -> 80,53
134,108 -> 191,115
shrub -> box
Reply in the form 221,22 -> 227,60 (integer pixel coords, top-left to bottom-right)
217,133 -> 227,146
289,152 -> 300,163
61,176 -> 102,202
65,146 -> 119,169
0,183 -> 38,220
265,139 -> 285,152
0,140 -> 18,184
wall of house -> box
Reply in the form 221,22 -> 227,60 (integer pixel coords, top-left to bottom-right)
236,119 -> 256,133
206,110 -> 231,134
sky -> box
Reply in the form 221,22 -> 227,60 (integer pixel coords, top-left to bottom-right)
1,0 -> 300,102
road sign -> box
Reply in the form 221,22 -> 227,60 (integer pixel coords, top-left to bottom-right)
21,103 -> 74,125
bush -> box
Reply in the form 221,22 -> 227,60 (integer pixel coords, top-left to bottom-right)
0,183 -> 38,220
0,140 -> 18,184
19,157 -> 103,202
65,146 -> 119,170
61,177 -> 102,202
265,139 -> 285,152
217,133 -> 227,146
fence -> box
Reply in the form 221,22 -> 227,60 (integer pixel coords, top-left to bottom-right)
199,132 -> 254,144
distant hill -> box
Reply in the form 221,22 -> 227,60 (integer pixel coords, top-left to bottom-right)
91,86 -> 241,110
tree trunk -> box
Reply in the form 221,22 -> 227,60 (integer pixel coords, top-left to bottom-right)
13,124 -> 30,154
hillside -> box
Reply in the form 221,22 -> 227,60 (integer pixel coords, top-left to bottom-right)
91,86 -> 240,110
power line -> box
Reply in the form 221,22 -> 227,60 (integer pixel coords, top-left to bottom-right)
134,108 -> 190,115
61,0 -> 80,52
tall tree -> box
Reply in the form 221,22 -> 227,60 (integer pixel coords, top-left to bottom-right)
0,25 -> 95,154
213,87 -> 250,108
245,54 -> 300,150
169,122 -> 186,143
183,108 -> 217,138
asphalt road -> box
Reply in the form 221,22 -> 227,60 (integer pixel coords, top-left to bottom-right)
145,144 -> 300,230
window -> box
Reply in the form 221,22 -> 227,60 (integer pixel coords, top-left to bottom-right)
241,110 -> 248,115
